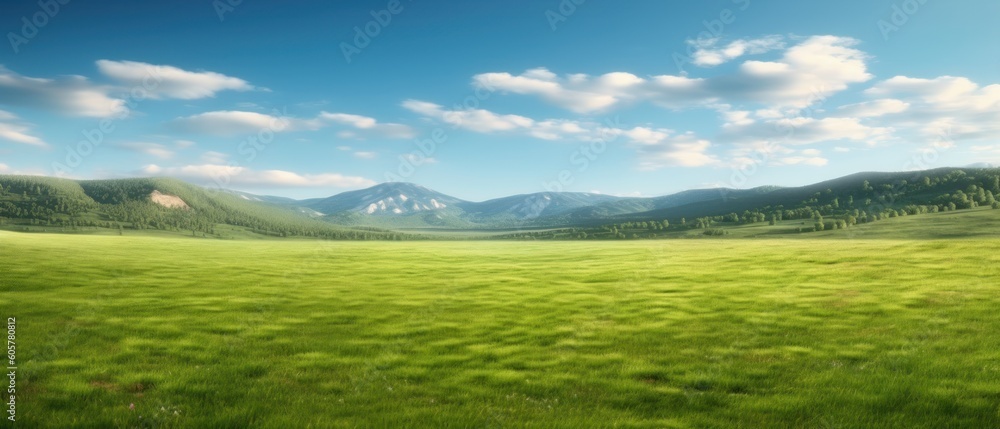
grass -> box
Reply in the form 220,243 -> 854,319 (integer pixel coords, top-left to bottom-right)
3,231 -> 1000,427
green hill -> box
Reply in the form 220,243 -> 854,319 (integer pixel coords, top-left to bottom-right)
622,168 -> 1000,223
493,168 -> 1000,240
4,168 -> 1000,240
0,176 -> 411,240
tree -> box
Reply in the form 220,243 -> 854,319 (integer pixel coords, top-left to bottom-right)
993,202 -> 1000,210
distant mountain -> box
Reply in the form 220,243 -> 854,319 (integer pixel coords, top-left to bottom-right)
302,182 -> 464,215
223,189 -> 300,206
462,192 -> 623,220
291,183 -> 793,229
221,189 -> 325,217
560,187 -> 783,220
966,162 -> 998,169
5,167 -> 998,237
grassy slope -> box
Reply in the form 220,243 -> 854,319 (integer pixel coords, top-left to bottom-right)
3,232 -> 1000,428
0,175 -> 408,240
665,206 -> 1000,240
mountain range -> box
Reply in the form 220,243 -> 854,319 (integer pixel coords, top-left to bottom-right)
242,166 -> 999,230
2,166 -> 999,238
263,182 -> 781,229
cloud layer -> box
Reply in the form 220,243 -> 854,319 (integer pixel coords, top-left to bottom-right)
0,66 -> 125,117
97,60 -> 254,99
170,110 -> 416,139
140,164 -> 375,188
0,110 -> 47,147
474,36 -> 872,113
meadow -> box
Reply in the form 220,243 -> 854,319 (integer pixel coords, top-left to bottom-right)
2,231 -> 1000,428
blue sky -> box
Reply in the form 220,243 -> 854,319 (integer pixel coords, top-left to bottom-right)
0,0 -> 998,200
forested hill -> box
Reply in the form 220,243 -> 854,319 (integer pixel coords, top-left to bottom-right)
622,167 -> 1000,223
3,167 -> 1000,240
0,176 -> 409,240
499,167 -> 1000,240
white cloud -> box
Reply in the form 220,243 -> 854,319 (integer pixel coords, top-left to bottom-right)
172,110 -> 414,139
690,36 -> 785,67
617,127 -> 673,145
475,36 -> 872,113
140,164 -> 375,188
720,116 -> 893,147
200,151 -> 229,163
599,126 -> 721,169
0,66 -> 125,117
0,125 -> 44,148
117,142 -> 174,159
353,151 -> 378,159
170,110 -> 299,136
319,113 -> 377,129
473,68 -> 644,114
526,119 -> 590,140
0,111 -> 47,147
720,114 -> 891,169
403,99 -> 610,142
865,76 -> 998,109
634,132 -> 720,170
97,60 -> 253,100
402,153 -> 438,165
174,139 -> 197,148
402,100 -> 536,133
774,156 -> 828,166
863,75 -> 1000,142
318,112 -> 416,139
403,100 -> 721,168
837,99 -> 909,117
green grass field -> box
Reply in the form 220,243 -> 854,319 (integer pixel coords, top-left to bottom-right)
3,231 -> 1000,428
